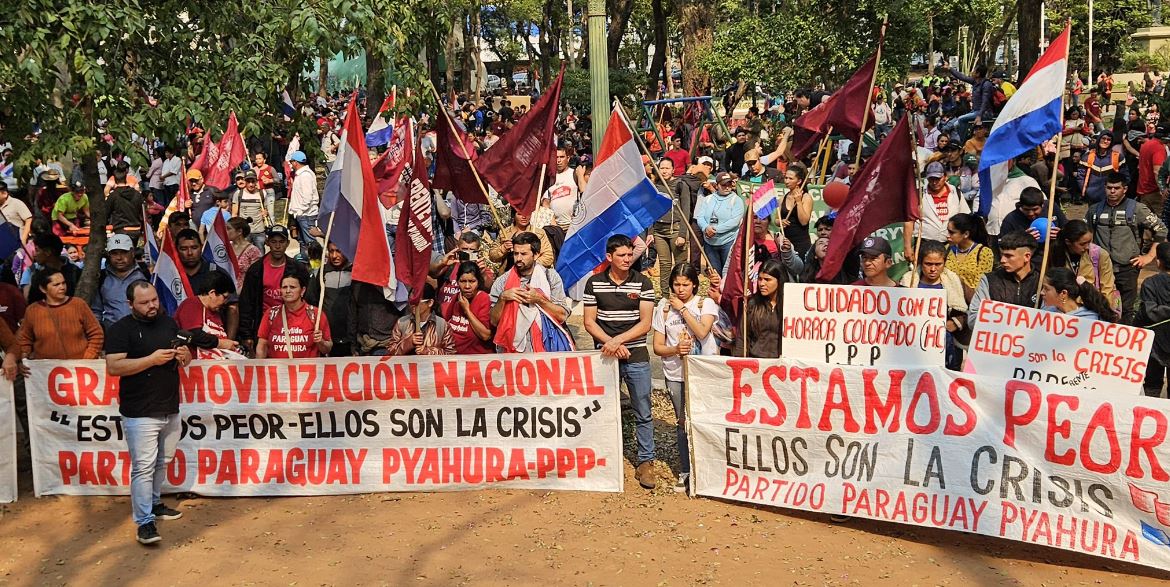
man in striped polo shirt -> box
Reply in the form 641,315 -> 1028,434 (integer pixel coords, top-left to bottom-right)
583,234 -> 657,489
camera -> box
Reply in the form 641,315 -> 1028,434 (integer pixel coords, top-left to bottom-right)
458,251 -> 478,262
170,331 -> 193,349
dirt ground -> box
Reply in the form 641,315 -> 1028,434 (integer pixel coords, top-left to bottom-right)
3,392 -> 1170,587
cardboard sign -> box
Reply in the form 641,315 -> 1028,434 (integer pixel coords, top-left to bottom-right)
782,283 -> 947,366
966,299 -> 1151,394
0,379 -> 15,503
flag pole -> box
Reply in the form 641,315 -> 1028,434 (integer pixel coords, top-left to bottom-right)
740,205 -> 751,358
1034,23 -> 1070,308
854,16 -> 888,171
615,99 -> 716,273
907,114 -> 924,273
313,213 -> 336,330
815,129 -> 834,184
425,80 -> 507,232
535,163 -> 549,206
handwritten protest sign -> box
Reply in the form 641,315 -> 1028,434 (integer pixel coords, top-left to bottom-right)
967,300 -> 1151,394
782,283 -> 946,366
0,379 -> 15,503
24,354 -> 623,496
687,355 -> 1170,572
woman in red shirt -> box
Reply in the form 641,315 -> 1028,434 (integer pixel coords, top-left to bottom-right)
442,261 -> 494,354
256,271 -> 332,358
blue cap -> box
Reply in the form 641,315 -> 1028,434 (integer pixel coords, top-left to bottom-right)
289,151 -> 307,163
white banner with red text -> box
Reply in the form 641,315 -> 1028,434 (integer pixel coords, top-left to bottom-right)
687,355 -> 1170,571
0,379 -> 15,503
25,353 -> 623,497
782,283 -> 946,367
966,299 -> 1150,394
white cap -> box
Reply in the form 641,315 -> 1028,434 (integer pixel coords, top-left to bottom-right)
697,156 -> 715,167
106,234 -> 134,253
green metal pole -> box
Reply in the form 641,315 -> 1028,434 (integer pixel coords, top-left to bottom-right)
588,0 -> 609,158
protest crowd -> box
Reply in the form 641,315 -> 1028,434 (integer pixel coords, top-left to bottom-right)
4,33 -> 1170,554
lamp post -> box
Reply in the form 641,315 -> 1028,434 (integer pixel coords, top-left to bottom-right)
588,0 -> 610,157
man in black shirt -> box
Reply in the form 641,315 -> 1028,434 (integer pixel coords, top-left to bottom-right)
175,228 -> 239,338
582,235 -> 656,489
106,280 -> 216,545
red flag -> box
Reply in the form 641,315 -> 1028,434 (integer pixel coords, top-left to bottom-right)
791,51 -> 879,158
395,126 -> 435,304
193,113 -> 248,189
372,117 -> 413,208
432,108 -> 488,204
816,115 -> 920,282
718,208 -> 756,325
474,66 -> 565,214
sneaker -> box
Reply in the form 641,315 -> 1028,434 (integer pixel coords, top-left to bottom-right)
635,461 -> 657,490
674,473 -> 690,493
152,503 -> 183,521
136,522 -> 161,545
829,514 -> 852,524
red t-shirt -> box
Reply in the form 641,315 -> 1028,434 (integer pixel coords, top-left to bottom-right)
255,164 -> 277,189
1137,139 -> 1168,195
438,270 -> 461,307
442,291 -> 494,354
0,283 -> 27,333
257,303 -> 331,358
261,260 -> 285,312
174,297 -> 228,359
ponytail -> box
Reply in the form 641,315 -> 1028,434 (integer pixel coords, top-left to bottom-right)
1046,267 -> 1119,323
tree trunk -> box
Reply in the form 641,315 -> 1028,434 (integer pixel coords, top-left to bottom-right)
606,0 -> 634,68
679,0 -> 713,97
318,56 -> 329,97
1016,0 -> 1040,80
365,49 -> 386,125
566,0 -> 577,68
75,106 -> 106,303
471,6 -> 484,101
462,11 -> 474,96
445,22 -> 458,95
927,15 -> 935,76
645,0 -> 668,101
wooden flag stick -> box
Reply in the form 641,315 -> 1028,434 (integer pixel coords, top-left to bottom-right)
313,212 -> 336,331
425,80 -> 507,232
615,99 -> 717,273
1035,128 -> 1066,307
854,16 -> 889,170
740,205 -> 752,358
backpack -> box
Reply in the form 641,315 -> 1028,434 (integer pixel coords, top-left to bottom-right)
1087,198 -> 1139,242
990,85 -> 1008,114
1087,244 -> 1124,315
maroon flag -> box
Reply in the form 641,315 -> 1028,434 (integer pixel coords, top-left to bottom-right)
372,116 -> 413,208
395,127 -> 436,305
433,108 -> 488,204
192,113 -> 247,189
718,208 -> 756,325
474,66 -> 565,214
791,51 -> 879,158
816,115 -> 920,282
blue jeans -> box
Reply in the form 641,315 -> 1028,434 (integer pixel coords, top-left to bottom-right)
124,414 -> 181,526
621,361 -> 654,464
666,380 -> 689,474
703,241 -> 733,275
294,214 -> 318,249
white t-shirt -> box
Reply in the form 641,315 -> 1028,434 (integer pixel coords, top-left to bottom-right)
652,296 -> 719,382
547,168 -> 579,228
161,155 -> 182,186
916,183 -> 969,243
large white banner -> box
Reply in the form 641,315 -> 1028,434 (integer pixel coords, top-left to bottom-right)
26,353 -> 624,496
687,355 -> 1170,572
782,283 -> 946,366
0,378 -> 15,503
966,299 -> 1151,394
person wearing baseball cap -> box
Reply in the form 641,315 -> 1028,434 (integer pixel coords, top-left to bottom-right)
853,236 -> 898,287
51,178 -> 90,236
186,167 -> 218,224
90,234 -> 149,329
695,171 -> 746,273
906,161 -> 970,259
287,151 -> 321,250
238,224 -> 310,355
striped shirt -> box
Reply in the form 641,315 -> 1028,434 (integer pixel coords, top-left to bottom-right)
583,270 -> 655,363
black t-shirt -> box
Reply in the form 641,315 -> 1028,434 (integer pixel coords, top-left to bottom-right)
105,314 -> 183,418
583,271 -> 655,363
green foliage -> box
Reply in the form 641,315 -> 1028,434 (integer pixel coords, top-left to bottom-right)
1122,48 -> 1170,72
561,68 -> 649,114
1048,0 -> 1153,73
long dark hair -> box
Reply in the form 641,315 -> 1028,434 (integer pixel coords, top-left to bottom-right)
668,262 -> 700,299
747,260 -> 785,328
1049,219 -> 1092,268
948,213 -> 988,246
1046,267 -> 1118,323
455,260 -> 485,292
